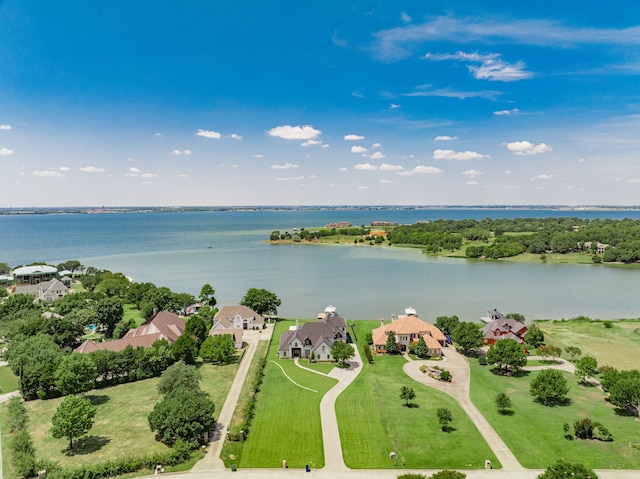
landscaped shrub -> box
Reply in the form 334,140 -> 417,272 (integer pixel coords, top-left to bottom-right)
6,397 -> 37,479
397,474 -> 426,479
440,370 -> 452,382
573,418 -> 594,439
478,355 -> 487,366
593,423 -> 613,442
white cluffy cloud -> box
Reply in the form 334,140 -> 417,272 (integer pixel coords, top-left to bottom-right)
271,163 -> 299,170
354,163 -> 378,171
494,108 -> 520,116
80,166 -> 105,173
141,173 -> 158,178
425,51 -> 532,82
59,166 -> 70,172
434,149 -> 489,161
531,174 -> 555,180
344,134 -> 365,141
398,165 -> 443,176
462,169 -> 484,176
302,139 -> 322,147
0,147 -> 14,155
370,151 -> 385,160
229,133 -> 242,140
372,142 -> 382,148
32,170 -> 64,178
275,176 -> 304,182
0,124 -> 12,130
504,140 -> 552,155
125,167 -> 141,177
196,129 -> 222,139
380,164 -> 404,172
268,125 -> 321,140
170,149 -> 192,155
351,145 -> 368,154
434,135 -> 457,141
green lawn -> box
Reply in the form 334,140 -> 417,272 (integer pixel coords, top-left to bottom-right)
0,366 -> 19,393
336,320 -> 500,470
123,303 -> 144,327
234,320 -> 337,468
538,319 -> 640,370
469,361 -> 640,469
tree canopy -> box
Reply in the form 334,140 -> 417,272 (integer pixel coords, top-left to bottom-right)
530,369 -> 570,406
331,341 -> 355,367
199,334 -> 237,364
486,338 -> 527,374
536,460 -> 598,479
451,322 -> 483,355
51,395 -> 97,450
54,353 -> 97,396
157,361 -> 202,396
240,288 -> 281,316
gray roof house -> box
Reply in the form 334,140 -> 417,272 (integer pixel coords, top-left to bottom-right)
14,278 -> 69,303
278,307 -> 347,361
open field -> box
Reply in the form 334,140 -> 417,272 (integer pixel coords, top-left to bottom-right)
469,361 -> 640,469
233,319 -> 337,468
336,320 -> 500,470
0,366 -> 19,393
538,319 -> 640,370
123,303 -> 144,327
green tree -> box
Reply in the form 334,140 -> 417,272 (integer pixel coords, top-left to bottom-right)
240,288 -> 281,316
171,334 -> 199,365
434,315 -> 459,336
185,315 -> 208,344
400,386 -> 416,407
486,338 -> 527,375
199,334 -> 237,364
385,331 -> 400,355
494,392 -> 512,414
536,460 -> 598,479
0,262 -> 11,275
7,334 -> 64,399
523,323 -> 544,347
451,322 -> 483,355
530,369 -> 570,406
608,373 -> 640,417
54,353 -> 97,395
575,356 -> 598,385
148,388 -> 215,446
331,341 -> 355,367
198,284 -> 217,308
94,296 -> 123,338
413,336 -> 430,359
428,471 -> 466,479
157,361 -> 202,396
51,395 -> 97,450
565,346 -> 582,362
505,313 -> 526,323
436,407 -> 452,432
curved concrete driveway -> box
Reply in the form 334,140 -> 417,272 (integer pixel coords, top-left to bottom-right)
403,350 -> 524,471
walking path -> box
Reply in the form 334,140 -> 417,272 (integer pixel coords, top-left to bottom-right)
403,350 -> 524,471
192,325 -> 273,471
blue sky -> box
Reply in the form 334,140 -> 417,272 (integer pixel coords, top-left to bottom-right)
1,1 -> 640,207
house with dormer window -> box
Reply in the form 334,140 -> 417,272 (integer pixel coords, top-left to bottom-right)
278,306 -> 347,360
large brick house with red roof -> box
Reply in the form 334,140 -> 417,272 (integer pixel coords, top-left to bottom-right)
481,317 -> 527,345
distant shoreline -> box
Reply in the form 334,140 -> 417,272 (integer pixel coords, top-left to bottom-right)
3,204 -> 640,216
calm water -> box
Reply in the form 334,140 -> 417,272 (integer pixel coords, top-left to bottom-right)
2,209 -> 639,321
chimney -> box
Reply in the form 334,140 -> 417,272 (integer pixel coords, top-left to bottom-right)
391,313 -> 396,322
380,317 -> 385,326
295,318 -> 299,330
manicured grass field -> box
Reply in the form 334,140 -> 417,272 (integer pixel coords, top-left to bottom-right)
15,359 -> 237,468
336,320 -> 500,470
538,319 -> 640,370
469,361 -> 640,469
0,366 -> 19,393
234,320 -> 337,468
123,303 -> 144,327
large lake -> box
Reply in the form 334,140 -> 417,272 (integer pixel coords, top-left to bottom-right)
2,208 -> 639,321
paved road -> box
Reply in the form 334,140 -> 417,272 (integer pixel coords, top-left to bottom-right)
403,349 -> 524,471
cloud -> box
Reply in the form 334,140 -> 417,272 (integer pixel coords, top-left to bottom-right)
390,103 -> 401,109
626,178 -> 640,184
465,180 -> 480,185
339,167 -> 347,172
229,133 -> 242,140
170,149 -> 192,155
177,174 -> 189,179
59,166 -> 70,172
141,173 -> 159,178
462,169 -> 484,176
531,174 -> 555,180
302,139 -> 322,147
0,147 -> 14,155
344,134 -> 365,141
401,12 -> 411,23
268,124 -> 321,140
252,154 -> 264,158
504,140 -> 552,155
494,108 -> 520,116
321,144 -> 330,148
196,129 -> 222,139
434,135 -> 457,141
125,167 -> 141,177
351,145 -> 368,154
154,132 -> 163,137
398,165 -> 443,176
80,166 -> 105,173
0,124 -> 12,130
425,51 -> 532,82
357,185 -> 369,190
404,87 -> 500,100
372,142 -> 382,148
275,176 -> 304,181
379,163 -> 404,172
271,163 -> 299,170
380,179 -> 394,184
433,149 -> 489,161
371,15 -> 640,61
354,163 -> 378,171
370,151 -> 385,160
32,170 -> 64,178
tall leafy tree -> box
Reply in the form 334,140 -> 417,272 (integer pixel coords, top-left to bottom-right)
198,284 -> 217,308
54,353 -> 98,395
51,395 -> 97,450
157,361 -> 202,395
575,356 -> 598,385
185,315 -> 208,345
437,408 -> 452,432
199,335 -> 237,364
171,334 -> 199,365
400,386 -> 416,407
413,336 -> 430,359
240,288 -> 281,316
523,323 -> 544,347
7,334 -> 64,399
385,331 -> 400,355
608,371 -> 640,417
94,296 -> 123,338
451,322 -> 483,355
530,369 -> 570,406
486,338 -> 527,374
536,460 -> 598,479
330,341 -> 355,367
434,315 -> 459,336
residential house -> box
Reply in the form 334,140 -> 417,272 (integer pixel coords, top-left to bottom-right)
481,317 -> 527,345
14,278 -> 69,303
372,307 -> 446,356
12,265 -> 58,285
75,310 -> 185,354
581,241 -> 609,255
481,308 -> 504,323
278,306 -> 348,360
208,305 -> 265,349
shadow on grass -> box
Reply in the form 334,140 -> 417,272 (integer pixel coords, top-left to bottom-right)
64,435 -> 110,456
86,394 -> 110,406
402,403 -> 420,409
534,397 -> 573,407
498,409 -> 515,416
613,407 -> 637,417
490,367 -> 530,378
440,426 -> 457,433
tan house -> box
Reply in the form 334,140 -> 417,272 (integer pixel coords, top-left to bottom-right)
208,305 -> 265,349
372,307 -> 446,356
14,278 -> 69,303
75,310 -> 185,353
